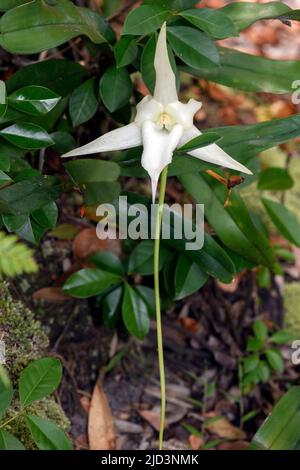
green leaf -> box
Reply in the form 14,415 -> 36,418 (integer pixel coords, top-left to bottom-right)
114,36 -> 138,68
144,0 -> 198,9
175,254 -> 208,300
99,66 -> 132,113
65,159 -> 120,184
168,26 -> 220,68
0,170 -> 12,188
8,85 -> 61,116
0,0 -> 111,54
258,167 -> 294,190
0,430 -> 25,450
102,285 -> 123,328
266,349 -> 284,373
122,5 -> 170,35
180,8 -> 238,39
257,361 -> 270,383
0,80 -> 7,118
7,59 -> 86,97
0,175 -> 60,214
84,181 -> 121,205
176,132 -> 221,153
19,358 -> 62,407
51,131 -> 76,154
0,122 -> 54,150
0,1 -> 27,11
90,251 -> 124,276
69,79 -> 98,127
257,266 -> 271,289
270,330 -> 294,345
135,285 -> 155,317
128,240 -> 170,275
31,201 -> 58,230
141,34 -> 157,94
247,336 -> 264,353
183,47 -> 300,93
0,366 -> 13,418
26,415 -> 73,450
0,230 -> 38,274
251,387 -> 300,450
243,354 -> 259,374
262,198 -> 300,247
253,320 -> 268,343
63,268 -> 122,298
221,1 -> 296,32
180,173 -> 276,268
122,283 -> 150,340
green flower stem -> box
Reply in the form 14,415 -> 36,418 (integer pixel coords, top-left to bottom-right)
154,165 -> 168,450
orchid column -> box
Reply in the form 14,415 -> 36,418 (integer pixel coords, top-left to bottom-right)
62,22 -> 251,449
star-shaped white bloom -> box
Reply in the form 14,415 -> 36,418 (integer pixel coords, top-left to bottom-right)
61,23 -> 252,201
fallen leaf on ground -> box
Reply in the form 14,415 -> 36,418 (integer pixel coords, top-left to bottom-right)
218,440 -> 249,450
189,434 -> 204,450
88,381 -> 116,450
139,409 -> 162,432
32,287 -> 70,303
73,227 -> 121,260
204,412 -> 246,440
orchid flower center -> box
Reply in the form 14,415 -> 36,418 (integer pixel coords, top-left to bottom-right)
156,112 -> 174,131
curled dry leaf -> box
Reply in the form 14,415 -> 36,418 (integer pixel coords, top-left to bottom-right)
204,412 -> 246,440
73,227 -> 121,260
32,287 -> 71,303
88,381 -> 116,450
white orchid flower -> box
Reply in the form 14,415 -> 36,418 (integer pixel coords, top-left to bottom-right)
61,23 -> 252,201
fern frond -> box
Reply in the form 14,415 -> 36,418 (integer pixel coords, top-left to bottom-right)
0,231 -> 38,278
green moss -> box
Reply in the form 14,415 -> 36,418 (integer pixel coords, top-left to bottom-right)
0,281 -> 70,449
284,282 -> 300,337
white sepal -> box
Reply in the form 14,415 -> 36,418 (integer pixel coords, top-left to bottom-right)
179,127 -> 253,175
61,123 -> 142,158
153,22 -> 178,107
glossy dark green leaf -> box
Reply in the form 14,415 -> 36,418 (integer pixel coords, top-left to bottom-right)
0,170 -> 12,188
26,415 -> 73,450
7,59 -> 86,97
3,213 -> 46,244
177,132 -> 221,153
99,66 -> 132,113
175,254 -> 208,300
0,0 -> 111,54
31,201 -> 58,230
19,358 -> 62,407
221,1 -> 297,32
0,366 -> 13,418
63,268 -> 122,298
257,266 -> 271,289
168,26 -> 220,68
183,47 -> 300,93
180,173 -> 276,267
114,36 -> 139,68
135,285 -> 155,317
258,167 -> 294,190
84,182 -> 121,205
51,131 -> 76,154
253,320 -> 268,343
122,5 -> 170,35
65,159 -> 120,184
0,175 -> 60,214
69,79 -> 98,127
122,283 -> 150,340
144,0 -> 198,9
8,86 -> 61,116
180,8 -> 238,39
0,430 -> 25,450
102,285 -> 123,328
0,122 -> 54,150
262,198 -> 300,247
250,387 -> 300,450
128,240 -> 170,275
90,251 -> 124,276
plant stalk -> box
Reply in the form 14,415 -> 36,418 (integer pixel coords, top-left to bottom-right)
154,165 -> 168,450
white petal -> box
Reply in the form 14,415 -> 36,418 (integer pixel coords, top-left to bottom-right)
179,127 -> 252,175
153,22 -> 178,106
166,99 -> 202,130
142,121 -> 183,202
135,96 -> 163,126
61,123 -> 142,158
